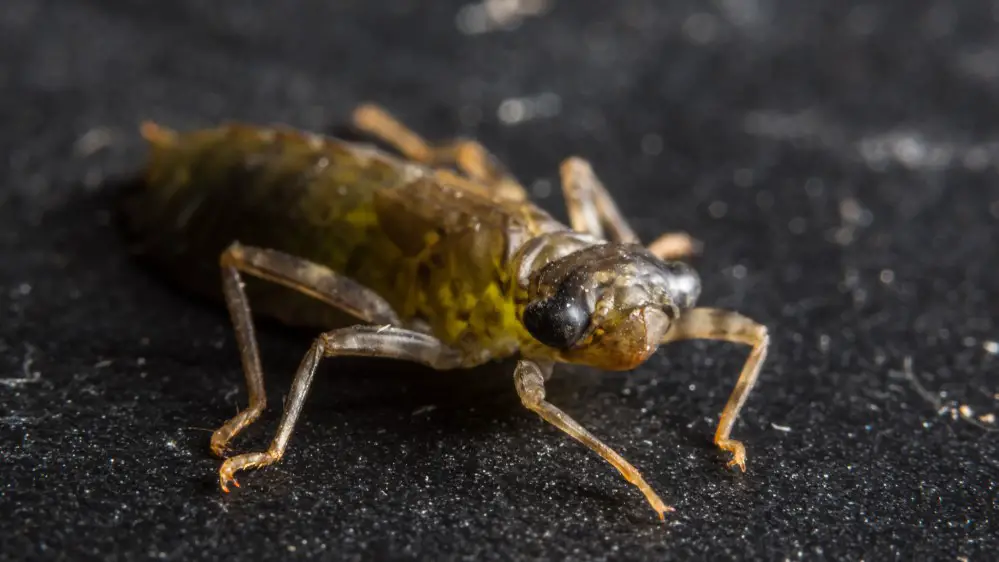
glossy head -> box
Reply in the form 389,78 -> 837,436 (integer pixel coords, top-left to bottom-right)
518,242 -> 700,370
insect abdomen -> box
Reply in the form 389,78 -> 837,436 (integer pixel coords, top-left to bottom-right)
127,124 -> 416,316
127,123 -> 532,360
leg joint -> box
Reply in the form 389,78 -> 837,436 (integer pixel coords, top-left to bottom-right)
220,241 -> 245,266
514,364 -> 547,407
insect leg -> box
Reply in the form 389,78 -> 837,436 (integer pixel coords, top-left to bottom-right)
558,157 -> 699,258
218,325 -> 464,492
646,232 -> 703,261
513,359 -> 672,520
663,308 -> 769,471
351,103 -> 527,201
211,242 -> 402,457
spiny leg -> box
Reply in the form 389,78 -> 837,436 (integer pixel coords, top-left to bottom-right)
219,325 -> 464,491
663,308 -> 769,470
352,103 -> 528,201
212,242 -> 402,457
559,157 -> 699,259
513,359 -> 672,520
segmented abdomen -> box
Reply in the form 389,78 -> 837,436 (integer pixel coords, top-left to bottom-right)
126,123 -> 549,361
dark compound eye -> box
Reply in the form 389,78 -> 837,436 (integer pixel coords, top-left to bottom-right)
522,283 -> 591,349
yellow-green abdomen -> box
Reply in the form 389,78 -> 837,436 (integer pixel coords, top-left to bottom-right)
127,124 -> 548,362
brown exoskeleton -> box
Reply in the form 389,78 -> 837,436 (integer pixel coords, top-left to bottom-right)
125,103 -> 770,519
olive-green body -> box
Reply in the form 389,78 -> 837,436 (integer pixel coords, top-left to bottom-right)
126,124 -> 565,364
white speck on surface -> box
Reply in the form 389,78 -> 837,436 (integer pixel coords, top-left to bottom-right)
819,334 -> 831,353
730,264 -> 747,279
718,0 -> 767,28
412,404 -> 437,416
983,341 -> 998,354
531,178 -> 552,199
497,92 -> 561,125
846,4 -> 879,35
832,197 -> 872,245
804,177 -> 825,197
640,133 -> 663,156
962,146 -> 990,170
533,92 -> 562,117
857,131 -> 968,171
839,197 -> 870,225
755,190 -> 774,209
788,217 -> 806,234
743,109 -> 830,142
894,135 -> 928,167
75,127 -> 114,157
771,423 -> 792,432
456,0 -> 552,35
733,168 -> 755,187
708,200 -> 728,218
683,12 -> 719,44
879,269 -> 895,284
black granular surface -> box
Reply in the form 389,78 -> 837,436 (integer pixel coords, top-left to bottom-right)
2,1 -> 997,560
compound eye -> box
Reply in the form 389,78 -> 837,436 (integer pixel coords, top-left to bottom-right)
522,283 -> 590,349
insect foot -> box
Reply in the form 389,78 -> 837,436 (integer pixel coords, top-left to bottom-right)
218,450 -> 283,492
716,438 -> 747,472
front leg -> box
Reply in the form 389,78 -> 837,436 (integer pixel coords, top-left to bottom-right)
663,308 -> 770,470
514,359 -> 672,520
219,325 -> 464,491
558,157 -> 699,260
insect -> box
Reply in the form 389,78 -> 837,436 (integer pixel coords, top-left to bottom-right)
125,103 -> 769,520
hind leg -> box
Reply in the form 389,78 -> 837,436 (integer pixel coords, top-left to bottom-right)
558,157 -> 700,259
219,325 -> 464,491
210,242 -> 402,457
352,103 -> 527,202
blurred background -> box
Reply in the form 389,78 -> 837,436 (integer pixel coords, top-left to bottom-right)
2,1 -> 998,560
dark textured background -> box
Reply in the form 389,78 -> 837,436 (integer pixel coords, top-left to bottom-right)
2,1 -> 998,560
